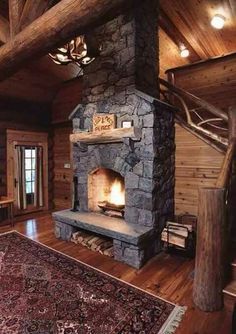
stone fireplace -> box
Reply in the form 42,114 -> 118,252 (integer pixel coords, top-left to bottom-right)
53,0 -> 175,268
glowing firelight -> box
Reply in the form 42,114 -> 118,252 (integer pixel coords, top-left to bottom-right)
109,179 -> 125,206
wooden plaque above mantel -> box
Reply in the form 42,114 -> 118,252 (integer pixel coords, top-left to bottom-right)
70,127 -> 142,144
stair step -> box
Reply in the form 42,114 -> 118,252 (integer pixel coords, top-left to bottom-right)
223,281 -> 236,311
232,261 -> 236,280
224,281 -> 236,297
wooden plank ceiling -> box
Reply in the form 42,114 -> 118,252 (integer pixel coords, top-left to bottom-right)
160,0 -> 236,59
0,0 -> 235,102
160,0 -> 236,76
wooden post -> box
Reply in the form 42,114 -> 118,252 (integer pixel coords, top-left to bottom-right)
229,106 -> 236,141
228,106 -> 236,239
193,187 -> 226,311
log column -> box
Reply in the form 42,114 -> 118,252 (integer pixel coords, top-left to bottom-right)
228,106 -> 236,240
229,106 -> 236,141
193,187 -> 226,311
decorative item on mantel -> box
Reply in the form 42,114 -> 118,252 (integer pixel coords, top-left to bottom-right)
93,114 -> 116,131
70,113 -> 141,145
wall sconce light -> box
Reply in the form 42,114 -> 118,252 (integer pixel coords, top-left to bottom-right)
211,14 -> 226,29
180,47 -> 189,58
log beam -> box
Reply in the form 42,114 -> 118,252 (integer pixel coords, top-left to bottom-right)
0,0 -> 132,82
19,0 -> 54,31
9,0 -> 25,38
70,127 -> 142,144
0,15 -> 10,43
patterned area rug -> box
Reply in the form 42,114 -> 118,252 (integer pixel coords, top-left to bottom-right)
0,231 -> 186,334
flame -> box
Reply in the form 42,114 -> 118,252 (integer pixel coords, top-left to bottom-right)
109,179 -> 125,206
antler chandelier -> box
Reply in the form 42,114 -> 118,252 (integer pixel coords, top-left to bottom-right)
49,35 -> 100,74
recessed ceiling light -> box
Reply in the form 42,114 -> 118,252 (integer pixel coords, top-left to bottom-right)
211,14 -> 225,29
180,48 -> 190,58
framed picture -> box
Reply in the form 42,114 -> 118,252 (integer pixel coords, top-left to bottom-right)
121,120 -> 133,128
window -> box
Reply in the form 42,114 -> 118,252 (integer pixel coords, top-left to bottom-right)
25,148 -> 36,204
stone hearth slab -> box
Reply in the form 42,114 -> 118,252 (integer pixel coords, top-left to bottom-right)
52,210 -> 153,246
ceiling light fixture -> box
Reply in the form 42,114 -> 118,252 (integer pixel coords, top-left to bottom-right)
49,35 -> 101,75
180,47 -> 190,58
211,14 -> 226,29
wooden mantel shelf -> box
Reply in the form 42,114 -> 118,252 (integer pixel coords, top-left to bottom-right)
70,127 -> 142,144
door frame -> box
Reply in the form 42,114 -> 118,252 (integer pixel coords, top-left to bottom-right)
7,129 -> 49,215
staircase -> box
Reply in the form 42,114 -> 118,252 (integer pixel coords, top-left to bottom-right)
160,78 -> 236,322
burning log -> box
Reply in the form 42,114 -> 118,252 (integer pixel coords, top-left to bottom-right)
98,201 -> 125,217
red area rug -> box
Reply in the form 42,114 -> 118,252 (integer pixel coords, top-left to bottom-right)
0,231 -> 185,333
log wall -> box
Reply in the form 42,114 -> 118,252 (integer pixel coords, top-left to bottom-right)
0,100 -> 51,219
52,79 -> 83,211
0,101 -> 50,197
175,124 -> 224,216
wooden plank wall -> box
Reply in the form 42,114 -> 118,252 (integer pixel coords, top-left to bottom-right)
52,78 -> 83,211
175,124 -> 224,216
167,53 -> 236,112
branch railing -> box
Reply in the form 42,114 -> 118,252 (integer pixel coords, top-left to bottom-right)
216,139 -> 236,188
193,106 -> 236,312
160,78 -> 229,149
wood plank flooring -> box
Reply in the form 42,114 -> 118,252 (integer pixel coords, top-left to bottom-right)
0,213 -> 232,334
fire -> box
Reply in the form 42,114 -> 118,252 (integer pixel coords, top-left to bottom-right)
109,179 -> 125,206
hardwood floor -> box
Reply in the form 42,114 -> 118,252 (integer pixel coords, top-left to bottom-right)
0,213 -> 232,334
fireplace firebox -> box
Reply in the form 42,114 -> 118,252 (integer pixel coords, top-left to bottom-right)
88,168 -> 125,217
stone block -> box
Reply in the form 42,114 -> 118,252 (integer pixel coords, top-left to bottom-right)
113,238 -> 158,269
143,113 -> 154,127
114,157 -> 125,172
138,209 -> 154,227
126,190 -> 152,211
137,100 -> 152,115
124,206 -> 139,225
125,172 -> 139,189
120,21 -> 134,36
143,161 -> 153,178
139,177 -> 153,192
72,118 -> 80,130
54,221 -> 77,241
143,128 -> 153,145
133,162 -> 143,176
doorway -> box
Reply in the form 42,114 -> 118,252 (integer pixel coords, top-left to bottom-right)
7,130 -> 48,216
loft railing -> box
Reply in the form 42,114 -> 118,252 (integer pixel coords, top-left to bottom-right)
160,78 -> 228,149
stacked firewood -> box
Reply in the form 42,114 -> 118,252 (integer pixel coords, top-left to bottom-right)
161,214 -> 197,255
71,230 -> 114,257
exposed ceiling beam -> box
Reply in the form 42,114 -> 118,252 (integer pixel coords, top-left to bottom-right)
9,0 -> 25,38
159,8 -> 201,63
19,0 -> 55,31
0,0 -> 132,82
0,15 -> 10,43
